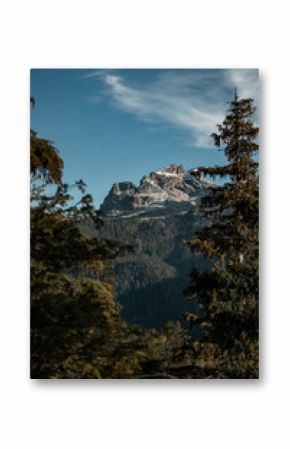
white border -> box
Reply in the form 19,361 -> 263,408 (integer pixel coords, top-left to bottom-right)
1,1 -> 289,448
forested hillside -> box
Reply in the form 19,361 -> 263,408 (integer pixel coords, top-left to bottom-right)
81,206 -> 208,331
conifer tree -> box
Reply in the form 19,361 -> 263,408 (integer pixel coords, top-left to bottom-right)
30,101 -> 191,379
185,90 -> 259,378
30,129 -> 130,378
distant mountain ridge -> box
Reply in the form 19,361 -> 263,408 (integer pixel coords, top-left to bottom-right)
100,163 -> 211,220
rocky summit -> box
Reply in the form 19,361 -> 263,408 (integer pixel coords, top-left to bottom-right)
100,163 -> 210,220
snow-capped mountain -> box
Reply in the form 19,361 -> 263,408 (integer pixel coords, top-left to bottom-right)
100,163 -> 210,220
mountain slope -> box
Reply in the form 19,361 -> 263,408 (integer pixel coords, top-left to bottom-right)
83,164 -> 211,330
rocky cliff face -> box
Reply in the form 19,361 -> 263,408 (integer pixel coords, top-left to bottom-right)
100,164 -> 210,219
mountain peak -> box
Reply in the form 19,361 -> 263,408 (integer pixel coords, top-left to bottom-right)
152,163 -> 185,176
101,164 -> 210,219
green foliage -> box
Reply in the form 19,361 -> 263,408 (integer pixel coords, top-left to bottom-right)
81,212 -> 205,330
30,129 -> 64,185
184,91 -> 259,378
30,111 -> 192,379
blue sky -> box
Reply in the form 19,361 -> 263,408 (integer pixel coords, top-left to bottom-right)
31,68 -> 259,207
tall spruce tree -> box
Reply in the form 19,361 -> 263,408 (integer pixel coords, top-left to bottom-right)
185,90 -> 259,378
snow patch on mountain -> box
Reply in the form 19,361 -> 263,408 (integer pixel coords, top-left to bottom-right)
100,163 -> 211,220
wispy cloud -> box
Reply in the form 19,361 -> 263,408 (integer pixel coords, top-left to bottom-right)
227,69 -> 259,102
86,69 -> 259,148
